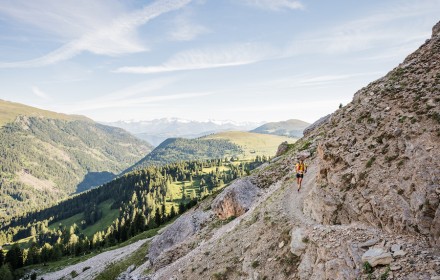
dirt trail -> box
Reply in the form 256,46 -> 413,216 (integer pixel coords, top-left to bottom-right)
281,163 -> 318,227
40,239 -> 149,280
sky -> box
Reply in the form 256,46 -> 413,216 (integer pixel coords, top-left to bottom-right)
0,0 -> 439,124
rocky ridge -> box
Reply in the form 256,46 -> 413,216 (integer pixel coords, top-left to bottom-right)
303,20 -> 440,246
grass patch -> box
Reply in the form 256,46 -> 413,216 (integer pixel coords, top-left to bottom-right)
0,99 -> 88,127
212,271 -> 228,280
251,260 -> 260,268
366,157 -> 376,168
204,131 -> 295,159
429,112 -> 440,124
299,140 -> 311,151
398,116 -> 407,123
48,212 -> 83,231
70,270 -> 79,278
363,261 -> 373,274
48,199 -> 119,238
380,266 -> 390,280
385,155 -> 398,163
95,240 -> 150,280
83,200 -> 119,237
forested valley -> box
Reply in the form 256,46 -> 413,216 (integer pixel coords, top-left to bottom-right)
0,156 -> 269,278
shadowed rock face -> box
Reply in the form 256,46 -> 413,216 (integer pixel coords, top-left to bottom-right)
211,177 -> 261,220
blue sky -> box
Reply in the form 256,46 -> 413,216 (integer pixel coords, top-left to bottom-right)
0,0 -> 439,123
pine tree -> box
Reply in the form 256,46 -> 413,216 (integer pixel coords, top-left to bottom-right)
170,205 -> 177,219
5,243 -> 23,270
26,243 -> 41,266
0,265 -> 13,280
178,202 -> 185,214
154,207 -> 162,226
40,243 -> 53,263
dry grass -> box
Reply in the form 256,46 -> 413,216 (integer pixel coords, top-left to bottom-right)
203,131 -> 296,159
0,99 -> 89,127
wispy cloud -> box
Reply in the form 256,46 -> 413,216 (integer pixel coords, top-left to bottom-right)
243,0 -> 304,11
286,1 -> 439,56
169,13 -> 209,41
114,43 -> 277,74
0,0 -> 192,68
70,92 -> 212,112
31,86 -> 51,101
62,77 -> 212,112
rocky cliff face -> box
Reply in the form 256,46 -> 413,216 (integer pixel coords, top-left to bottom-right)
303,22 -> 440,246
114,21 -> 440,280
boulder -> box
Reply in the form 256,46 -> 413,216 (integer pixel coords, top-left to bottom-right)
275,141 -> 289,157
393,250 -> 407,257
211,178 -> 260,220
359,238 -> 380,248
361,248 -> 393,267
391,244 -> 401,252
290,228 -> 307,256
148,210 -> 211,264
116,265 -> 136,280
278,241 -> 285,249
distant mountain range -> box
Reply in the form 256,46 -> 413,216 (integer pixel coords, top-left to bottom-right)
105,118 -> 265,146
0,99 -> 152,223
251,119 -> 310,137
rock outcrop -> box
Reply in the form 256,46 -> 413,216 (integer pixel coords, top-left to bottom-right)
303,21 -> 440,246
148,210 -> 212,264
275,141 -> 290,157
290,228 -> 308,256
361,248 -> 393,267
433,21 -> 440,37
303,114 -> 330,136
211,177 -> 260,220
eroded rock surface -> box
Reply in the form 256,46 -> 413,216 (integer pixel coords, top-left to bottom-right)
148,209 -> 212,264
211,177 -> 261,220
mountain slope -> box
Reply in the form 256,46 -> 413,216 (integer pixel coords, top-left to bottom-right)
103,21 -> 440,280
0,101 -> 152,223
105,118 -> 263,146
0,99 -> 89,126
251,119 -> 310,137
127,137 -> 242,170
128,131 -> 295,171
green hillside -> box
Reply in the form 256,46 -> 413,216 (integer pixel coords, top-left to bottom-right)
203,131 -> 296,158
251,119 -> 310,137
0,101 -> 153,224
48,200 -> 119,238
0,99 -> 89,127
127,137 -> 242,171
129,131 -> 295,171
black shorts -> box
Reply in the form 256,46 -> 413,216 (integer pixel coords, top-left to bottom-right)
296,173 -> 304,178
